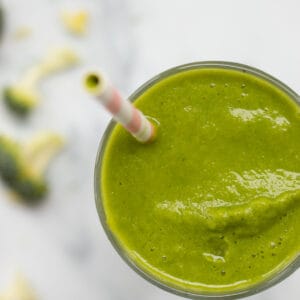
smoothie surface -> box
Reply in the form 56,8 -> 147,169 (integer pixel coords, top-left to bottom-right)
100,67 -> 300,292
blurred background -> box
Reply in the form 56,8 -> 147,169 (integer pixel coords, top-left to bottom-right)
0,0 -> 299,299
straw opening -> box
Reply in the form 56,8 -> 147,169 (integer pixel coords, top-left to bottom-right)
84,73 -> 104,94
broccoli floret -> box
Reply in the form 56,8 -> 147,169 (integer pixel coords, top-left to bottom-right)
3,86 -> 39,115
0,132 -> 64,204
61,10 -> 89,35
3,47 -> 79,116
0,273 -> 37,300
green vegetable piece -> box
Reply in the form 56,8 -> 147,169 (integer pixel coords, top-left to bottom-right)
0,273 -> 37,300
3,47 -> 79,116
0,132 -> 65,204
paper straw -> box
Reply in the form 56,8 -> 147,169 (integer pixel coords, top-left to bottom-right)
84,72 -> 156,143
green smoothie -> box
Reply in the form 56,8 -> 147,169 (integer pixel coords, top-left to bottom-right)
100,67 -> 300,293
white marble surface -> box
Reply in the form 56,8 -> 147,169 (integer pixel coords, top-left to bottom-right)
0,0 -> 299,299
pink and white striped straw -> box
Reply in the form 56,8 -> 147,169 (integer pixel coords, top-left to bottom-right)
84,72 -> 156,143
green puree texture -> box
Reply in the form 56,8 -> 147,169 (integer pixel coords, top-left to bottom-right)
101,68 -> 300,293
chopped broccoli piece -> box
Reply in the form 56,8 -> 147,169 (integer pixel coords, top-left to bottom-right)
14,26 -> 32,40
3,47 -> 79,116
0,274 -> 37,300
0,132 -> 64,204
61,10 -> 89,35
3,86 -> 39,116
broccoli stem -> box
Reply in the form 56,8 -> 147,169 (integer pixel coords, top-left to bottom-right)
18,47 -> 79,89
23,133 -> 64,176
17,67 -> 42,91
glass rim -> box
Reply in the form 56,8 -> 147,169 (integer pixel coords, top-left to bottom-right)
94,61 -> 300,299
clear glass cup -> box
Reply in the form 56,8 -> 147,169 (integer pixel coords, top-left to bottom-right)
95,61 -> 300,299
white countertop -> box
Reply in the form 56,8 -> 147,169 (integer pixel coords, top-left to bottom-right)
0,0 -> 299,299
